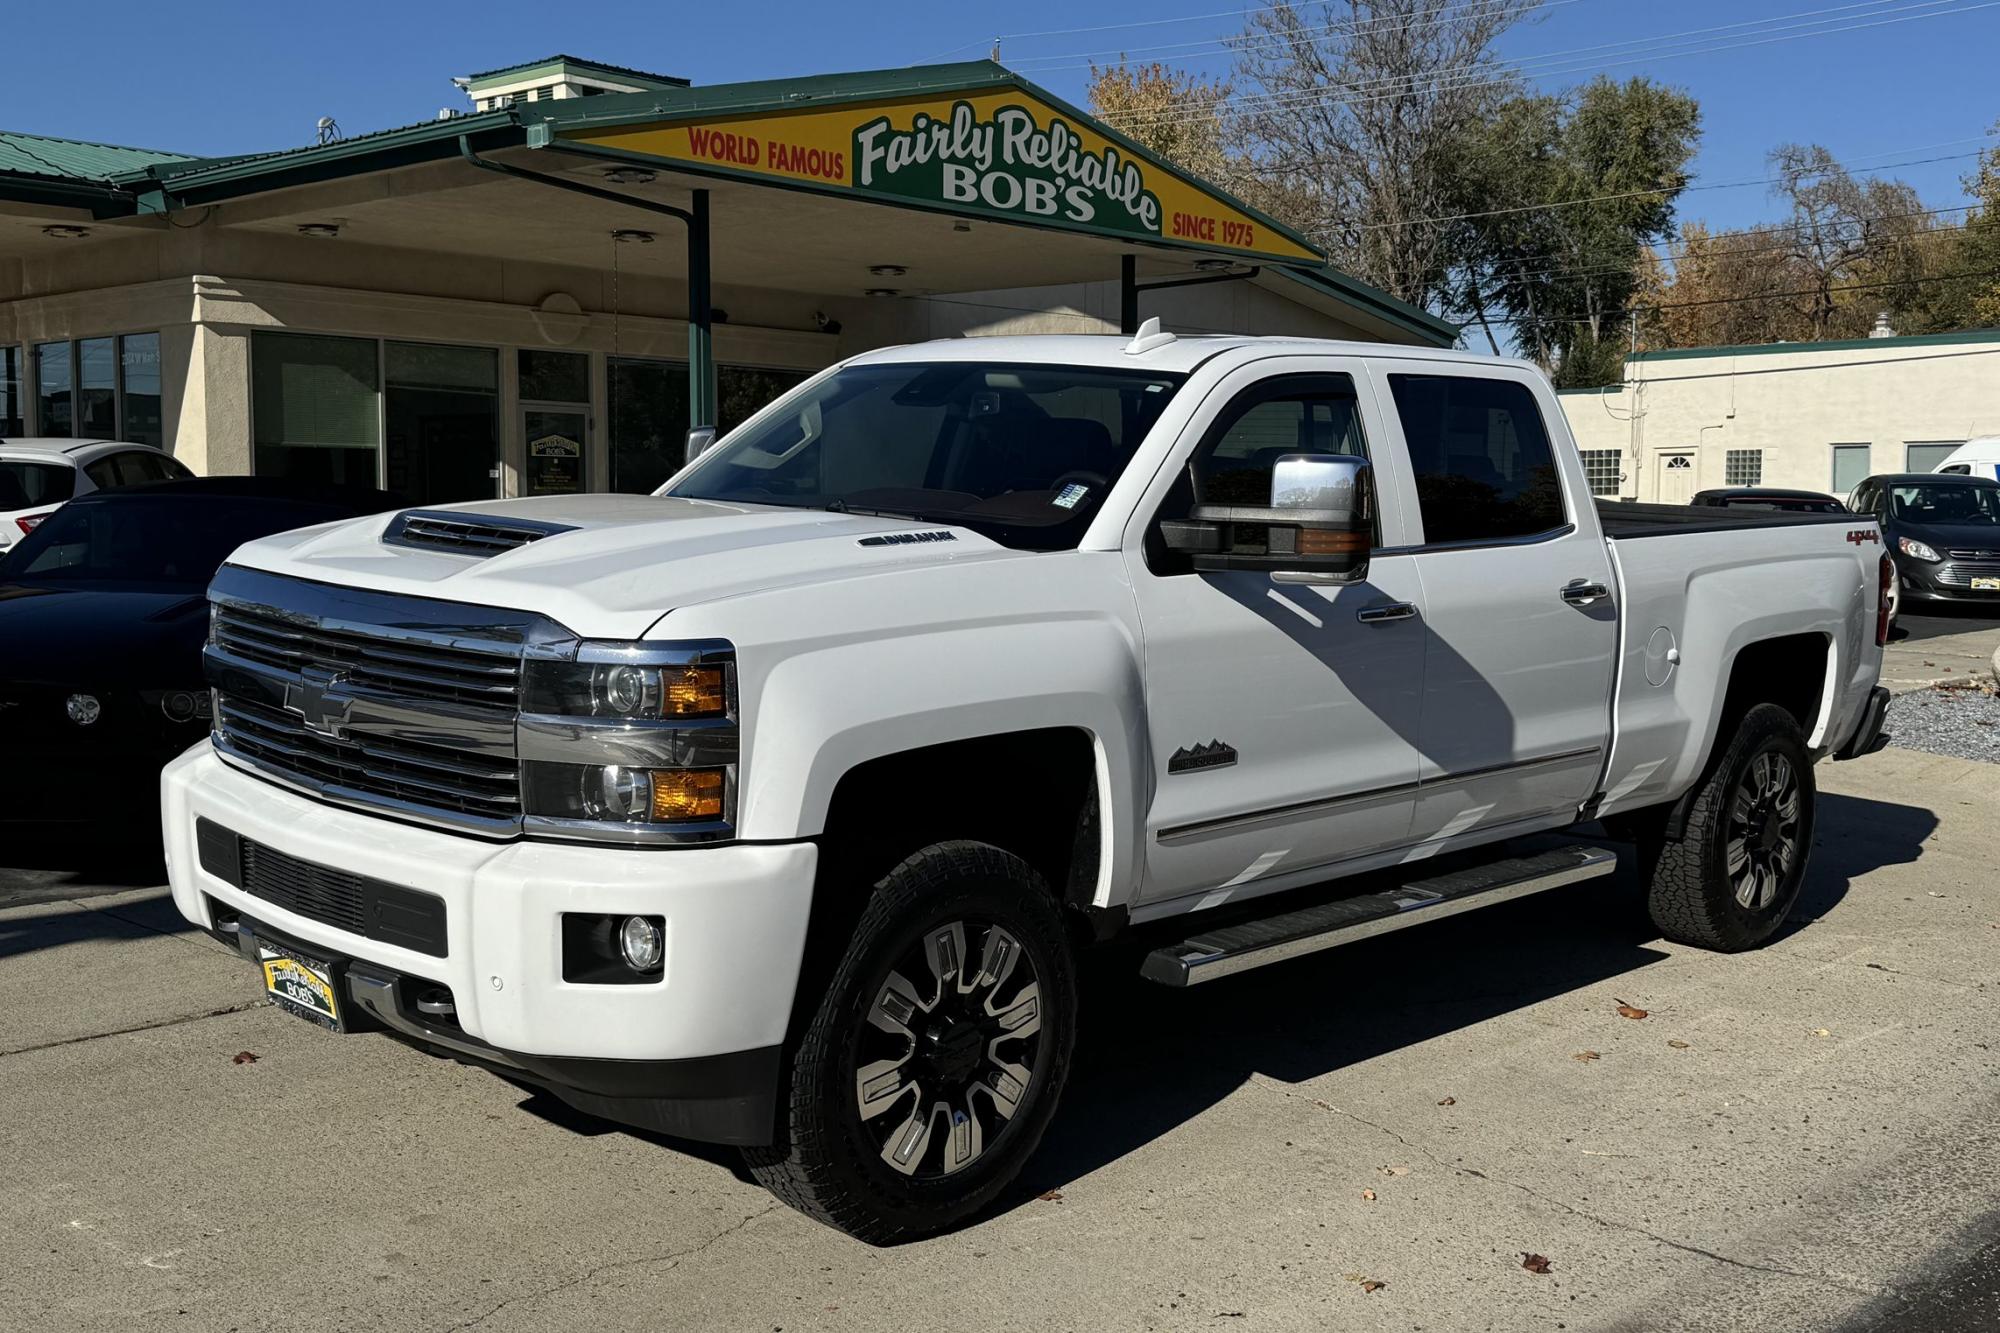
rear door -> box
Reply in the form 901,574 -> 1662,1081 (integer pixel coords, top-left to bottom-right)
1374,365 -> 1618,844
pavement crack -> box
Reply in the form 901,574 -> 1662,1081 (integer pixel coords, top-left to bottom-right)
0,1001 -> 264,1060
1252,1077 -> 1895,1300
440,1201 -> 782,1332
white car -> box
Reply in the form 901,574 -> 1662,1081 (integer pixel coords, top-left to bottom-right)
164,327 -> 1891,1242
1931,436 -> 2000,481
0,438 -> 195,551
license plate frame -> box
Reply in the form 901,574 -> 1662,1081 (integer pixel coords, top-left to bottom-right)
257,938 -> 347,1033
1971,576 -> 2000,591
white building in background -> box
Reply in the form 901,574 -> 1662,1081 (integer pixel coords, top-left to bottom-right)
1559,323 -> 2000,504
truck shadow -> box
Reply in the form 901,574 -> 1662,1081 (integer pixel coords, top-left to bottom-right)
1007,788 -> 1933,1215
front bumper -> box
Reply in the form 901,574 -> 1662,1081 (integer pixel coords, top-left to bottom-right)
162,745 -> 817,1143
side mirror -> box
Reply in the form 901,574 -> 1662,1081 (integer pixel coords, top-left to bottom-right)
1160,453 -> 1374,585
684,425 -> 720,466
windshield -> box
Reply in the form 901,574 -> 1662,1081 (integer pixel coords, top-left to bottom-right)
1888,484 -> 2000,525
0,460 -> 76,509
4,496 -> 351,587
665,361 -> 1186,551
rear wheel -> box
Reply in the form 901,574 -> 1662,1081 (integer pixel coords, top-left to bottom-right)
746,841 -> 1077,1243
1643,702 -> 1816,952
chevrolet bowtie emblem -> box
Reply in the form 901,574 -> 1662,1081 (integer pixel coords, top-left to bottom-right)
284,665 -> 354,740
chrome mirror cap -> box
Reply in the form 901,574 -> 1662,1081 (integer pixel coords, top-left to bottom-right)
685,425 -> 720,465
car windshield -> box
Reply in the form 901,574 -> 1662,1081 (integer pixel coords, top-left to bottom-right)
0,460 -> 76,509
665,361 -> 1186,551
3,496 -> 351,587
1887,484 -> 2000,525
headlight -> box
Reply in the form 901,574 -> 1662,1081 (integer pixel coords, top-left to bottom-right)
522,642 -> 732,720
523,762 -> 730,826
1899,536 -> 1941,562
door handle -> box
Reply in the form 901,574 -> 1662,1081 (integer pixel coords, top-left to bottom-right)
1356,601 -> 1418,624
1560,581 -> 1611,607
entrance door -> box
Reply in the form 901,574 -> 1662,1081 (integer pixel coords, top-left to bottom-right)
522,406 -> 588,496
1129,362 -> 1428,906
1657,452 -> 1696,504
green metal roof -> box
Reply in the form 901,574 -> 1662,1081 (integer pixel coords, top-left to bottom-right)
460,55 -> 689,92
1631,327 -> 2000,362
0,129 -> 197,181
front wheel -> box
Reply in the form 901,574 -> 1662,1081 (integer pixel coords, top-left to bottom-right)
1644,702 -> 1816,952
746,841 -> 1077,1243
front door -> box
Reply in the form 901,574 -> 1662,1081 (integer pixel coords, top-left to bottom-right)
1374,366 -> 1619,844
1128,361 -> 1428,907
1657,452 -> 1696,504
522,406 -> 588,496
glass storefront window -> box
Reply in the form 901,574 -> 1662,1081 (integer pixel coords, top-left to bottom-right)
35,341 -> 72,437
77,337 -> 116,438
0,347 -> 21,437
609,360 -> 809,494
119,333 -> 163,447
252,331 -> 381,489
385,341 -> 498,506
519,349 -> 589,404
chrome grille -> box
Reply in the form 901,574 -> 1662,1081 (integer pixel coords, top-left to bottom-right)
1934,562 -> 2000,588
205,567 -> 571,836
1945,548 -> 2000,560
382,510 -> 574,558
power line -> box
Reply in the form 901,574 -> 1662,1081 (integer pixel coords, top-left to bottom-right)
1502,264 -> 2000,324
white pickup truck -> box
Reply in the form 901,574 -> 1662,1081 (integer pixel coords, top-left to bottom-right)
164,327 -> 1892,1242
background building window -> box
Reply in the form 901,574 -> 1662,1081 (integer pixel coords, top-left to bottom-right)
34,341 -> 72,436
1830,443 -> 1871,497
385,341 -> 497,506
0,347 -> 21,436
1580,449 -> 1622,497
1724,449 -> 1763,486
76,337 -> 116,437
518,349 -> 590,404
610,361 -> 809,493
252,331 -> 381,488
1905,441 -> 1962,473
120,333 -> 162,446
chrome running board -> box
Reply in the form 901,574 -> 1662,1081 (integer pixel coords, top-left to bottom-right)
1140,844 -> 1617,987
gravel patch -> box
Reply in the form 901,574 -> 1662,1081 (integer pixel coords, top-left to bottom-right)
1885,680 -> 2000,763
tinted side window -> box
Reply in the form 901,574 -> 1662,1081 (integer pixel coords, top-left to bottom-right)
83,457 -> 120,489
114,451 -> 174,486
1389,374 -> 1565,545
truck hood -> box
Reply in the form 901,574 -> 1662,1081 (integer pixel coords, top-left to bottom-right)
223,494 -> 1027,639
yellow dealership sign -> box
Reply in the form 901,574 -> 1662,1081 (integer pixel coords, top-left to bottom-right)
563,88 -> 1321,264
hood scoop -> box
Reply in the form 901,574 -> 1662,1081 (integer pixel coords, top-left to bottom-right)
383,510 -> 577,558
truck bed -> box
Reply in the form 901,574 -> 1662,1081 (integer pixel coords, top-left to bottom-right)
1596,500 -> 1861,539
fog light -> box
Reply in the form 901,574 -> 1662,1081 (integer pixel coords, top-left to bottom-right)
65,693 -> 101,726
619,915 -> 664,972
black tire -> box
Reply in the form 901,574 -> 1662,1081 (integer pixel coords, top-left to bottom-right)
1645,702 -> 1816,952
745,841 -> 1077,1243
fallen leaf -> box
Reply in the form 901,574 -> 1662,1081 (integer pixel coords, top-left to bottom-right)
231,1051 -> 259,1064
1927,891 -> 1946,899
1615,999 -> 1649,1020
1036,1189 -> 1064,1202
1573,1049 -> 1601,1063
1667,1039 -> 1690,1050
1521,1253 -> 1554,1275
1342,1274 -> 1386,1292
1437,1096 -> 1456,1106
1360,1281 -> 1386,1294
1812,1028 -> 1832,1038
1361,1189 -> 1377,1201
1377,1164 -> 1411,1177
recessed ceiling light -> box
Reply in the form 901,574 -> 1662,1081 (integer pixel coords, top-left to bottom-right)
863,288 -> 901,298
868,264 -> 908,278
41,225 -> 90,239
612,229 -> 656,244
604,167 -> 656,185
1193,258 -> 1234,272
297,222 -> 342,238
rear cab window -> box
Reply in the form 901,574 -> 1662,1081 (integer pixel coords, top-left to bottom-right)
1387,373 -> 1566,546
0,460 -> 76,509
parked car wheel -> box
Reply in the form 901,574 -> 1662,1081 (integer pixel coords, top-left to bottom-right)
745,840 -> 1077,1243
1643,703 -> 1816,952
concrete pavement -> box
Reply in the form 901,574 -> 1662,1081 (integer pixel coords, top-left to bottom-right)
1879,609 -> 2000,692
2,747 -> 1997,1333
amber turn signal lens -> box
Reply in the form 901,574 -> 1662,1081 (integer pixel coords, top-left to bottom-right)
649,768 -> 725,821
1297,528 -> 1368,556
664,666 -> 728,717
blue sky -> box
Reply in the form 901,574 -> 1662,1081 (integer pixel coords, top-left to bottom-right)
3,0 -> 1994,237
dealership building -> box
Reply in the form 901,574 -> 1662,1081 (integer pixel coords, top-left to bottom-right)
1560,323 -> 2000,504
0,56 -> 1452,507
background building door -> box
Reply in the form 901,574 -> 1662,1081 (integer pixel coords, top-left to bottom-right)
1657,452 -> 1696,503
522,406 -> 588,495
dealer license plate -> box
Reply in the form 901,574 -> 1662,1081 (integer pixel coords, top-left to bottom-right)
259,941 -> 345,1032
1971,577 -> 2000,591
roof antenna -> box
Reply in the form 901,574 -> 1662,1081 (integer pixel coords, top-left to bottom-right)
1124,316 -> 1177,355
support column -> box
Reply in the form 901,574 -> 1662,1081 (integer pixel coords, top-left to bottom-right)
1119,254 -> 1138,335
688,188 -> 716,430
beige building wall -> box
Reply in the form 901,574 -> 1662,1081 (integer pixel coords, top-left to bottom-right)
1560,331 -> 2000,504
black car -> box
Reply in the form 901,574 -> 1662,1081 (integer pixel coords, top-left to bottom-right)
0,478 -> 401,820
1692,487 -> 1847,513
1847,473 -> 2000,607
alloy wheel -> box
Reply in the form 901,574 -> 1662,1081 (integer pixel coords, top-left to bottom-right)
1726,750 -> 1801,911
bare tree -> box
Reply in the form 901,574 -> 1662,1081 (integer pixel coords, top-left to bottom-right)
1230,0 -> 1542,307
